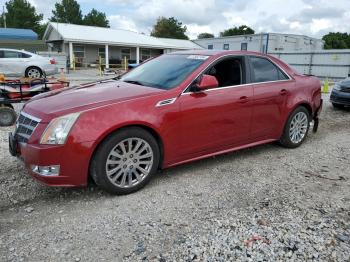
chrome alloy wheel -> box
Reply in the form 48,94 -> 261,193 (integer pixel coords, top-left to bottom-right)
27,68 -> 41,78
105,138 -> 154,188
289,112 -> 308,144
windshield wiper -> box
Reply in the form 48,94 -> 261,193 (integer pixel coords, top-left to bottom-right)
123,80 -> 144,86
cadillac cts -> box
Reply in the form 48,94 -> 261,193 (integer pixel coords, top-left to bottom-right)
9,51 -> 323,195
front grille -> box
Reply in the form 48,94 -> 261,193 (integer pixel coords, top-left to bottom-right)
15,112 -> 41,143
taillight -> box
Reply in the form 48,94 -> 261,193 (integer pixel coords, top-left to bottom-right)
50,59 -> 56,64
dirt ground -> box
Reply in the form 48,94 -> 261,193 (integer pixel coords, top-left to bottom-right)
0,94 -> 349,261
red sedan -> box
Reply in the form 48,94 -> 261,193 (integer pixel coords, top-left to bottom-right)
9,50 -> 323,194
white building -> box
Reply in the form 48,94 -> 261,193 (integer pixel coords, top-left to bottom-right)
194,33 -> 324,53
43,22 -> 202,69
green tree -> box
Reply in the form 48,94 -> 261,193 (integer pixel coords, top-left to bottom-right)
50,0 -> 83,25
2,0 -> 43,36
322,32 -> 350,49
151,17 -> 189,40
83,8 -> 109,27
197,32 -> 214,39
220,25 -> 255,37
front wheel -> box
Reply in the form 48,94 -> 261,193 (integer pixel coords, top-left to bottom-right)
280,106 -> 310,148
90,127 -> 160,195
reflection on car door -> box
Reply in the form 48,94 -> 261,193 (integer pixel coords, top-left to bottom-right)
249,56 -> 293,140
178,57 -> 253,159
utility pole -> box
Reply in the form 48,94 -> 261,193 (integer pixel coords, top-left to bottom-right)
2,6 -> 6,28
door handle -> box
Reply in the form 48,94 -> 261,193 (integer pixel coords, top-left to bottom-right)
280,89 -> 288,96
238,96 -> 249,103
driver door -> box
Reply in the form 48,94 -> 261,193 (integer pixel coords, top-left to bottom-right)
177,56 -> 254,159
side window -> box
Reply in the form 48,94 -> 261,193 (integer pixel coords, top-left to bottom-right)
208,44 -> 213,50
21,52 -> 31,58
250,56 -> 288,83
0,50 -> 4,58
205,57 -> 244,87
3,51 -> 21,58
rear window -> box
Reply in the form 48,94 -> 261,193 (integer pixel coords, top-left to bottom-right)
250,56 -> 288,83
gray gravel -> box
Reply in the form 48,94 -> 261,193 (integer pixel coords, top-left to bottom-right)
0,94 -> 349,261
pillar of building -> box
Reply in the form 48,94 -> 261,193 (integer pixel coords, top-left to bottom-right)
105,44 -> 109,69
136,46 -> 140,64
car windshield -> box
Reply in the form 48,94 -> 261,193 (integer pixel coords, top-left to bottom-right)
120,54 -> 209,90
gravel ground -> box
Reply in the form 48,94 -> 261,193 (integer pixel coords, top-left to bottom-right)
0,94 -> 349,261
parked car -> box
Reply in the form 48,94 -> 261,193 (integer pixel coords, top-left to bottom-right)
0,48 -> 58,78
330,77 -> 350,108
8,50 -> 323,195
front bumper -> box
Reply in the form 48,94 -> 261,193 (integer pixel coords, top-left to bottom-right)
330,89 -> 350,106
9,132 -> 94,187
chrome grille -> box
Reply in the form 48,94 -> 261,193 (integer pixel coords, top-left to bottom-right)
15,112 -> 41,143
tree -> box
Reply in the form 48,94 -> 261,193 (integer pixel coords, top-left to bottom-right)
50,0 -> 83,25
151,17 -> 188,40
2,0 -> 43,35
322,32 -> 350,49
198,32 -> 214,39
220,25 -> 255,37
83,9 -> 109,27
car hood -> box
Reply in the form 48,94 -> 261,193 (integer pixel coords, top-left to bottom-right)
23,80 -> 164,122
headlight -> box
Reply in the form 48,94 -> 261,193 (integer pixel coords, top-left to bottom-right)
40,112 -> 80,144
333,84 -> 341,91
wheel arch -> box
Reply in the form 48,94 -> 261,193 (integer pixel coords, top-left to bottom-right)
293,102 -> 312,117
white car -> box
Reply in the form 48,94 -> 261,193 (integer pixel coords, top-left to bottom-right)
0,48 -> 58,78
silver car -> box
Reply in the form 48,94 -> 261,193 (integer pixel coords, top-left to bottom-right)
0,48 -> 58,78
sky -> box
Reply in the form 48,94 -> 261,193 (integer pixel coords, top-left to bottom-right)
1,0 -> 349,39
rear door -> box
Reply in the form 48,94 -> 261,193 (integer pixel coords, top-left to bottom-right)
248,56 -> 294,140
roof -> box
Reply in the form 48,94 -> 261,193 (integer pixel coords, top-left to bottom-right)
0,28 -> 38,40
44,22 -> 202,50
170,49 -> 267,56
194,32 -> 322,41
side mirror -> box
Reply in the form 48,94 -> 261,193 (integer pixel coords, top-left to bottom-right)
196,74 -> 219,91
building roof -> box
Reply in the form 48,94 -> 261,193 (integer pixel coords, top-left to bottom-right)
0,28 -> 38,40
44,22 -> 202,50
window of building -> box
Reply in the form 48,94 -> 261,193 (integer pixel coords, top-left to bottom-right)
98,47 -> 105,58
141,49 -> 151,61
121,48 -> 131,60
208,44 -> 213,50
223,44 -> 229,50
249,56 -> 288,83
73,45 -> 85,58
241,43 -> 248,51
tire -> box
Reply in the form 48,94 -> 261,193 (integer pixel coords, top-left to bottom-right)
332,103 -> 344,109
0,106 -> 17,127
279,106 -> 310,148
25,66 -> 42,78
90,127 -> 160,195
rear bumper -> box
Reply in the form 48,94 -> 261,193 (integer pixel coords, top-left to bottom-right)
43,66 -> 58,76
9,132 -> 94,187
330,90 -> 350,106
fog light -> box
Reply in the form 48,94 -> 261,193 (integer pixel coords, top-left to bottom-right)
31,165 -> 60,176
